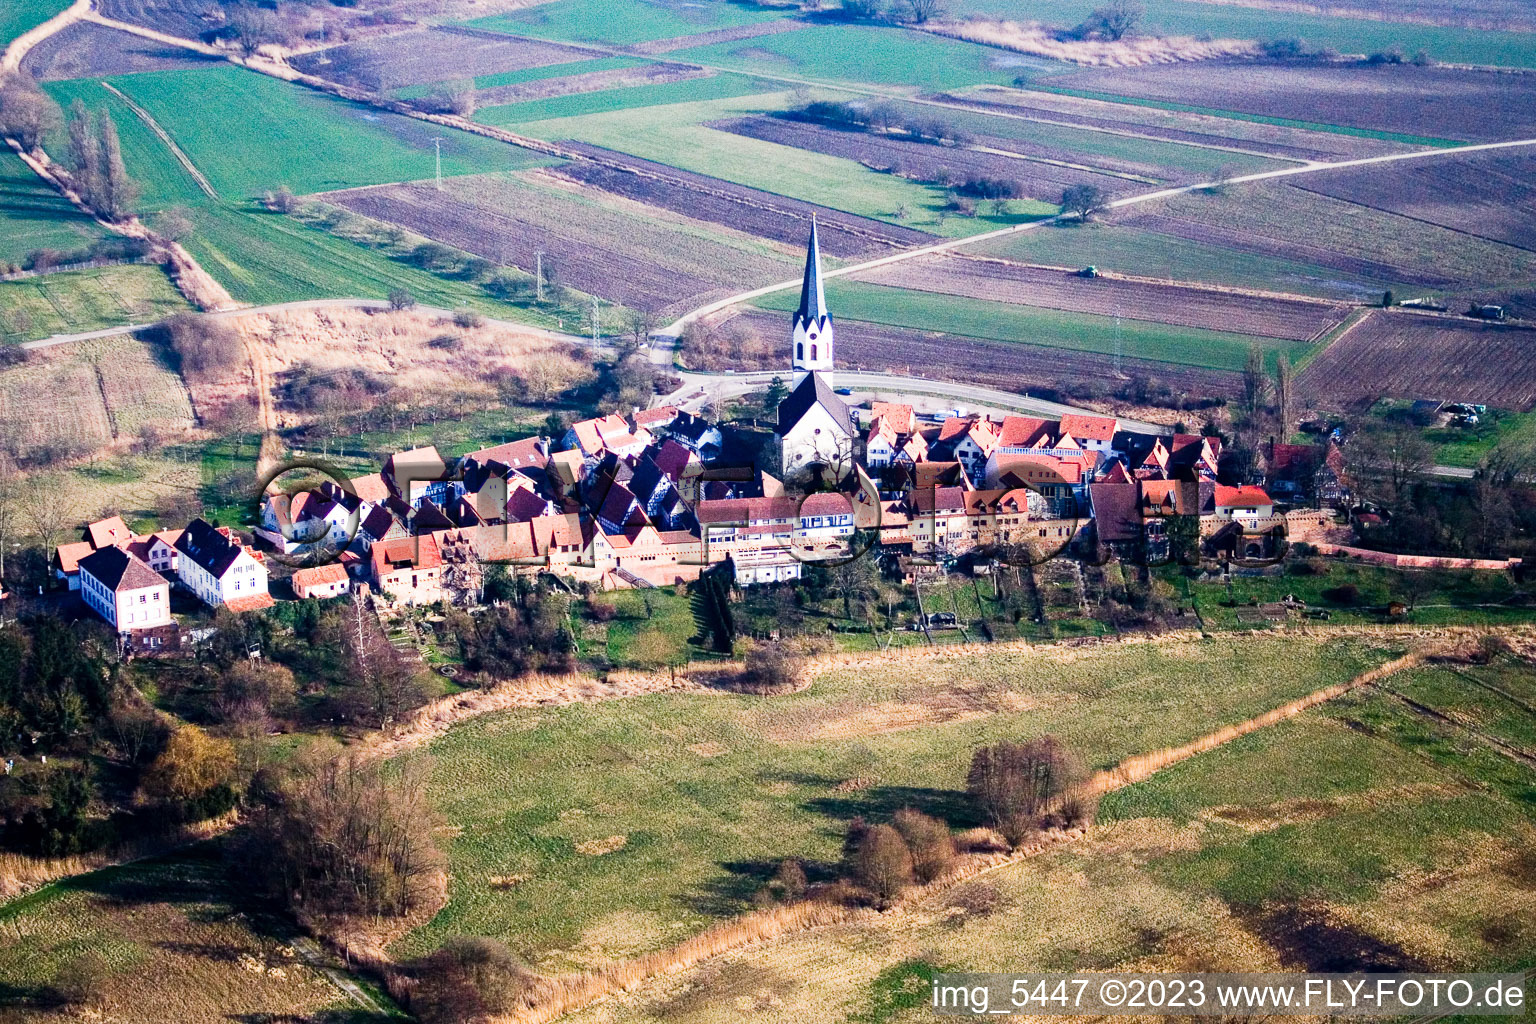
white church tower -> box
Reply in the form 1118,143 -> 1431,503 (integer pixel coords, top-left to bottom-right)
791,217 -> 833,387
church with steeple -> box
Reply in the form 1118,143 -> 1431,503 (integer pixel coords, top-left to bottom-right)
777,219 -> 854,480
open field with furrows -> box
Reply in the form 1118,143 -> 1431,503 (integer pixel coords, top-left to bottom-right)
855,254 -> 1351,342
21,21 -> 218,81
1126,181 -> 1536,290
291,25 -> 604,91
0,331 -> 193,455
0,846 -> 371,1024
0,264 -> 189,343
754,281 -> 1309,372
559,683 -> 1536,1023
510,92 -> 1012,237
324,170 -> 795,317
974,221 -> 1394,301
93,0 -> 221,40
878,98 -> 1288,181
723,308 -> 1246,399
391,635 -> 1396,967
951,0 -> 1536,68
1186,0 -> 1536,31
1297,311 -> 1536,411
0,150 -> 109,265
715,114 -> 1133,203
550,143 -> 934,258
85,66 -> 543,199
939,86 -> 1413,162
466,0 -> 792,48
626,18 -> 811,56
1290,150 -> 1536,252
393,55 -> 649,100
1041,61 -> 1536,144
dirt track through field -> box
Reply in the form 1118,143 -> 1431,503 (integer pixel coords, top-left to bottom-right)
98,80 -> 216,198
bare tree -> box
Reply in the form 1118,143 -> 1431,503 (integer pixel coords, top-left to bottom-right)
23,478 -> 72,557
341,598 -> 428,727
0,74 -> 61,151
1060,183 -> 1108,221
829,552 -> 879,619
966,735 -> 1086,843
1074,0 -> 1143,40
1242,343 -> 1267,417
96,111 -> 139,221
1347,422 -> 1431,506
0,460 -> 16,585
1273,353 -> 1294,436
851,823 -> 913,904
66,99 -> 99,202
903,0 -> 946,22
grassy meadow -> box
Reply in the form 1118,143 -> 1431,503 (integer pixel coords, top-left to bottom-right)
0,263 -> 189,342
0,0 -> 70,47
393,55 -> 649,100
753,279 -> 1311,372
0,149 -> 108,264
391,634 -> 1395,967
0,845 -> 383,1023
475,71 -> 770,125
467,0 -> 791,46
555,679 -> 1536,1023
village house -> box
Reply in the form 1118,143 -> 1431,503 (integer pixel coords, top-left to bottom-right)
257,490 -> 358,554
78,545 -> 172,633
370,534 -> 446,605
383,445 -> 456,508
174,518 -> 273,612
291,563 -> 351,600
564,413 -> 654,462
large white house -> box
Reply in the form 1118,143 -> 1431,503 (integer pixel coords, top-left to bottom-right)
77,545 -> 172,633
174,518 -> 273,611
778,223 -> 855,481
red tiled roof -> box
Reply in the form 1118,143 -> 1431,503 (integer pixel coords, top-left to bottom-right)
371,534 -> 443,578
463,436 -> 549,471
55,540 -> 95,574
293,564 -> 348,589
799,492 -> 853,516
995,415 -> 1051,447
696,496 -> 802,524
1058,413 -> 1116,443
1215,485 -> 1273,507
86,515 -> 134,549
224,593 -> 276,613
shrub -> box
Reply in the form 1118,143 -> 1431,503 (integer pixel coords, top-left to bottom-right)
165,313 -> 244,383
586,599 -> 617,622
452,308 -> 485,329
1322,584 -> 1361,606
263,185 -> 298,213
892,808 -> 955,882
388,287 -> 416,311
409,937 -> 533,1024
428,333 -> 462,351
851,823 -> 914,904
966,735 -> 1085,844
141,725 -> 236,806
737,644 -> 805,693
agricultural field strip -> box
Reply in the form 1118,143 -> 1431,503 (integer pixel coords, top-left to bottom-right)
660,134 -> 1536,335
0,0 -> 86,71
97,79 -> 215,197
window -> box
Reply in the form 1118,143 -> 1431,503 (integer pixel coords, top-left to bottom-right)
810,344 -> 817,361
796,342 -> 803,360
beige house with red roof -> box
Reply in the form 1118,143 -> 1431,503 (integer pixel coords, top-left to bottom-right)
292,563 -> 350,600
370,534 -> 445,605
79,546 -> 171,632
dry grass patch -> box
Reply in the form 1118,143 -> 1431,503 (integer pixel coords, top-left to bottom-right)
575,835 -> 629,857
760,685 -> 1053,743
687,741 -> 729,758
920,20 -> 1255,66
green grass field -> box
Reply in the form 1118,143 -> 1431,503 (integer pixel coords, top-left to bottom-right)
391,634 -> 1393,965
974,220 -> 1397,301
1414,407 -> 1536,469
672,23 -> 1043,91
0,0 -> 69,46
754,279 -> 1309,372
1392,657 -> 1536,756
475,71 -> 770,125
1162,561 -> 1536,630
953,0 -> 1536,69
0,263 -> 189,342
394,55 -> 649,99
515,90 -> 1045,235
467,0 -> 791,46
0,150 -> 110,264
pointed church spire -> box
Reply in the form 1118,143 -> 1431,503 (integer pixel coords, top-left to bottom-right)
795,214 -> 829,328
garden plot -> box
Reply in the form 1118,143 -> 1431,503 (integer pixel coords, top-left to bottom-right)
720,309 -> 1246,400
856,254 -> 1351,342
21,21 -> 218,80
291,27 -> 604,91
1290,150 -> 1536,252
1042,60 -> 1536,144
93,0 -> 220,40
322,171 -> 794,317
1297,311 -> 1536,411
550,143 -> 934,258
715,115 -> 1133,203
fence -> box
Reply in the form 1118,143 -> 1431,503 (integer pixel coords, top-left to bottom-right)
0,255 -> 159,282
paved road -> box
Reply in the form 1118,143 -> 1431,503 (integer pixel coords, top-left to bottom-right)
662,367 -> 1170,434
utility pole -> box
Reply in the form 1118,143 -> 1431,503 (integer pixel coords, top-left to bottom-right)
535,251 -> 544,303
432,138 -> 443,191
591,294 -> 600,343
